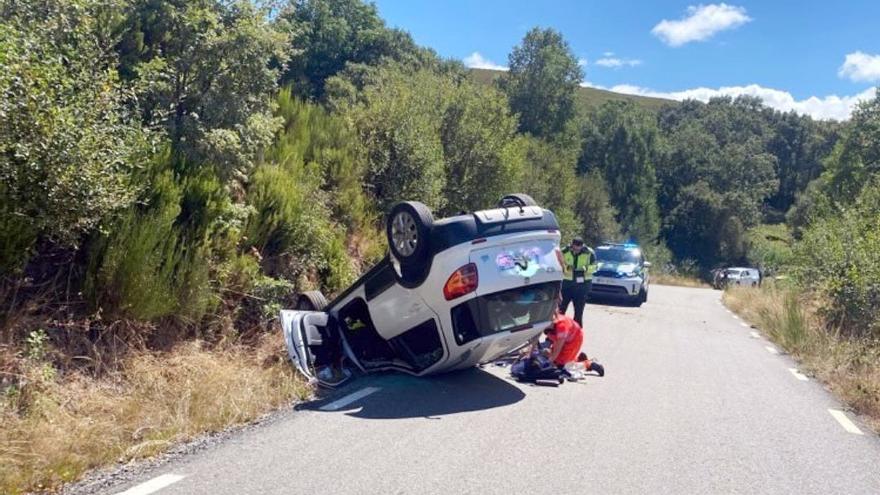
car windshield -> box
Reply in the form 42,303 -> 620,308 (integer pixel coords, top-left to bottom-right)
451,282 -> 559,345
597,248 -> 640,264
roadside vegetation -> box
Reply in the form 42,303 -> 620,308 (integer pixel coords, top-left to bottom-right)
725,286 -> 880,433
724,94 -> 880,432
0,334 -> 308,494
1,0 -> 878,491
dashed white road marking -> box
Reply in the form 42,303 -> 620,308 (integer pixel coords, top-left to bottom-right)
829,409 -> 864,435
788,368 -> 809,381
733,314 -> 741,320
750,331 -> 761,339
320,386 -> 381,411
116,474 -> 185,495
765,346 -> 779,355
740,322 -> 749,328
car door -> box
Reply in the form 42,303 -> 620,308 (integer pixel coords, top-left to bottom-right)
280,310 -> 354,387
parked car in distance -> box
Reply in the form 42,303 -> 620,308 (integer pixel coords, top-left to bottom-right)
718,267 -> 761,288
280,194 -> 565,387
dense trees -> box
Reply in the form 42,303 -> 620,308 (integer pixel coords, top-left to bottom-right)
278,0 -> 429,100
579,102 -> 661,243
1,0 -> 875,339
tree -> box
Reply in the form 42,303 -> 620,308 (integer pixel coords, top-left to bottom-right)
338,64 -> 528,215
516,135 -> 582,238
439,80 -> 525,215
115,0 -> 289,180
573,170 -> 621,246
278,0 -> 429,100
500,27 -> 582,139
820,89 -> 880,202
341,65 -> 449,212
0,0 -> 147,271
579,102 -> 661,243
766,112 -> 838,213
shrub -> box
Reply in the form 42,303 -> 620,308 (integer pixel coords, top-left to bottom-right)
746,223 -> 794,274
793,182 -> 880,337
0,0 -> 147,273
244,162 -> 354,294
85,158 -> 242,324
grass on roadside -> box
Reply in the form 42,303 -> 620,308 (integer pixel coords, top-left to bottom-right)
724,285 -> 880,433
651,272 -> 710,288
0,333 -> 310,494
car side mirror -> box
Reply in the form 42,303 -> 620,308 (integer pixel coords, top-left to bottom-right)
643,261 -> 652,268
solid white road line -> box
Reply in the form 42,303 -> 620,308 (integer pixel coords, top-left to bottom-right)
320,386 -> 381,411
765,346 -> 779,355
750,331 -> 761,339
788,368 -> 809,381
829,409 -> 864,435
116,474 -> 185,495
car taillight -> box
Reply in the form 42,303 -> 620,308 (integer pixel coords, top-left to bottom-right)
555,248 -> 565,269
444,263 -> 478,300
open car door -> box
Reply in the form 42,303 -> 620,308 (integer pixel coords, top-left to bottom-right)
280,310 -> 352,388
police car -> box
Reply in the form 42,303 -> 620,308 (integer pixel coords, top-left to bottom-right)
280,194 -> 566,387
589,243 -> 651,306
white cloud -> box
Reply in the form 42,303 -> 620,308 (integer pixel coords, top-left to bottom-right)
595,57 -> 642,68
838,51 -> 880,82
580,81 -> 876,121
463,52 -> 507,71
603,51 -> 615,57
652,3 -> 751,47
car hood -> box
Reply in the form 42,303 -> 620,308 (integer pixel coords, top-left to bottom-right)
595,261 -> 639,275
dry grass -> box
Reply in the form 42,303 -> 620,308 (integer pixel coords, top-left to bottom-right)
0,333 -> 310,494
724,286 -> 880,433
651,273 -> 710,288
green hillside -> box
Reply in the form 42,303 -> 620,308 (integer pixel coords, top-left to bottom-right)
469,67 -> 675,112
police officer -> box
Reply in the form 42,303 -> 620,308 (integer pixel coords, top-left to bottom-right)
559,236 -> 596,327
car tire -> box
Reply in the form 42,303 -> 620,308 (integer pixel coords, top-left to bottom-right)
386,201 -> 433,266
296,291 -> 328,311
498,193 -> 537,208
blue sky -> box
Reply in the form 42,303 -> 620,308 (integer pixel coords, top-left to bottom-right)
372,1 -> 880,120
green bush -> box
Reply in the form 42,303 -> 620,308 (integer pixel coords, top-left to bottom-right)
0,0 -> 147,272
271,90 -> 374,232
244,161 -> 354,294
84,156 -> 250,324
794,182 -> 880,337
747,223 -> 794,274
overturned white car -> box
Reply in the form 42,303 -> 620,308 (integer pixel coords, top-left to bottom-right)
280,194 -> 565,387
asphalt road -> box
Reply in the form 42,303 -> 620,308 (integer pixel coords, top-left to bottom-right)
90,285 -> 880,495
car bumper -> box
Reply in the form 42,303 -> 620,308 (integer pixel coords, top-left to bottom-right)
590,276 -> 643,297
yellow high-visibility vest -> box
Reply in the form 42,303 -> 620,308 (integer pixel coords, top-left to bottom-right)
562,246 -> 597,282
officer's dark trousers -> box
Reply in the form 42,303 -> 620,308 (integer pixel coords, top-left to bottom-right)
559,280 -> 590,327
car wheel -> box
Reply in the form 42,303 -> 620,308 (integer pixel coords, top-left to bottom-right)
639,287 -> 648,304
386,201 -> 433,266
296,291 -> 328,311
498,193 -> 537,208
